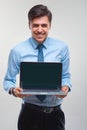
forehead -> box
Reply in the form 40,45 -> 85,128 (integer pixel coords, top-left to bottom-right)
30,16 -> 50,24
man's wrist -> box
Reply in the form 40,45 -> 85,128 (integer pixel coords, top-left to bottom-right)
9,88 -> 16,97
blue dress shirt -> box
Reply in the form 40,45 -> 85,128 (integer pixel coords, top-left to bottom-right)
3,37 -> 72,107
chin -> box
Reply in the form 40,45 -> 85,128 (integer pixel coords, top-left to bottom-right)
36,39 -> 45,43
37,41 -> 43,43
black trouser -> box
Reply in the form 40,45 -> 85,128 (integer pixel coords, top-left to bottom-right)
18,103 -> 65,130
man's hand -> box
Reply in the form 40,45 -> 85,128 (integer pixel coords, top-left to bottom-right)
56,86 -> 69,98
12,87 -> 31,98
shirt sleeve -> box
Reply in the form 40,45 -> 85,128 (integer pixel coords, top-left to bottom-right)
3,49 -> 20,92
61,44 -> 72,91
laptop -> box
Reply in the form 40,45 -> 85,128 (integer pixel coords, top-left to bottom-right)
20,62 -> 66,95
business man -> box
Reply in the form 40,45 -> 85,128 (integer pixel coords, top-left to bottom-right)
3,4 -> 72,130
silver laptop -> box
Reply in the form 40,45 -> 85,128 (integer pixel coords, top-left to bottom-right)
20,62 -> 66,95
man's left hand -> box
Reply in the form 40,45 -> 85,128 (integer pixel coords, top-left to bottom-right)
56,86 -> 69,98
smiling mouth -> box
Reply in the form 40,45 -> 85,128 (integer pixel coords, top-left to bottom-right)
35,32 -> 45,35
35,33 -> 45,38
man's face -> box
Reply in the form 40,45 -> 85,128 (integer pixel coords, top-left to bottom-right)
29,16 -> 51,43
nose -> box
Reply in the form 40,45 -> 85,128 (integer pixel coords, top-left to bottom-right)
38,25 -> 42,32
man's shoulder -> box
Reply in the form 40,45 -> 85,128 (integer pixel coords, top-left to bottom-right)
48,37 -> 68,47
11,38 -> 31,52
14,38 -> 29,47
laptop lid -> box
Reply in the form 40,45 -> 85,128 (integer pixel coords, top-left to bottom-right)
20,62 -> 62,91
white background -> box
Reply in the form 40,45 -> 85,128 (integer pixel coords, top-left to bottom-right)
0,0 -> 87,130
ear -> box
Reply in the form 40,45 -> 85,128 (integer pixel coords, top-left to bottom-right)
49,23 -> 51,29
28,21 -> 31,29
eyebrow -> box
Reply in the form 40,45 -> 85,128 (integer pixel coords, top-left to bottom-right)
32,23 -> 48,27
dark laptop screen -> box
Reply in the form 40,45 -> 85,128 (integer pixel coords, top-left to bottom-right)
20,62 -> 62,90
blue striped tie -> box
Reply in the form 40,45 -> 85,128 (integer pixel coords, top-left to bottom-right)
36,44 -> 46,101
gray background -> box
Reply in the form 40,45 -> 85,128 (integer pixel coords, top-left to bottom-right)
0,0 -> 87,130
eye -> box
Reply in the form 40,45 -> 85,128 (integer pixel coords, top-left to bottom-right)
32,24 -> 39,28
41,24 -> 48,28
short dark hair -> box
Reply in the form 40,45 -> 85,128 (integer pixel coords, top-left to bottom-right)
28,4 -> 52,24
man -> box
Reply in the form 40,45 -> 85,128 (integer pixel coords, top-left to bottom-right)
3,4 -> 72,130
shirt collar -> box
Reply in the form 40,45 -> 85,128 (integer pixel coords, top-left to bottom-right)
29,37 -> 49,49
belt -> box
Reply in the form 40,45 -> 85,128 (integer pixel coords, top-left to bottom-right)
24,102 -> 61,113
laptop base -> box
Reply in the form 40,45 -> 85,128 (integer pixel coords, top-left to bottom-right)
20,89 -> 67,95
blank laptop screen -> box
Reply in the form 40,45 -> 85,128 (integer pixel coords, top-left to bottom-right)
20,62 -> 62,90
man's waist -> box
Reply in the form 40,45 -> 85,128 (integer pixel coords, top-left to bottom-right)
23,102 -> 61,113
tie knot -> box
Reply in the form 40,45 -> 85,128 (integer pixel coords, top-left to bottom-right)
37,44 -> 44,50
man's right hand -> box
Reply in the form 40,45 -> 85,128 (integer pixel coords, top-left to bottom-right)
9,87 -> 32,98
